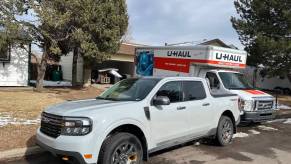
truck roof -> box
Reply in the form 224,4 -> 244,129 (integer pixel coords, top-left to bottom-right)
210,69 -> 241,74
136,45 -> 246,54
138,76 -> 205,81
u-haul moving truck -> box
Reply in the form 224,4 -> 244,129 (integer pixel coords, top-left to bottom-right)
135,45 -> 276,123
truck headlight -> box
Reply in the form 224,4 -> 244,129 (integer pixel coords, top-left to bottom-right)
61,117 -> 92,136
239,99 -> 254,111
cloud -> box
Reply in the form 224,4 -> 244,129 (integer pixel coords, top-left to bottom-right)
127,0 -> 243,49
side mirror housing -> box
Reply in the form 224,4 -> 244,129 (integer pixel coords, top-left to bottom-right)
153,96 -> 170,106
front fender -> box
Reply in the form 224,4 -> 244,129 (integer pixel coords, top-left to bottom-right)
98,118 -> 152,149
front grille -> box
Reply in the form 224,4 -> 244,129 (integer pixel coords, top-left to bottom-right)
256,101 -> 273,110
40,112 -> 63,138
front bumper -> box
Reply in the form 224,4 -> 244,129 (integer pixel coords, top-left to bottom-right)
37,139 -> 87,164
241,110 -> 276,123
36,128 -> 100,164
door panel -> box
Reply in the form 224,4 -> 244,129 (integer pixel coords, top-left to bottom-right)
149,102 -> 190,144
149,81 -> 190,144
182,81 -> 213,135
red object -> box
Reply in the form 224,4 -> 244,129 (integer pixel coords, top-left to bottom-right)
244,90 -> 266,95
154,57 -> 246,73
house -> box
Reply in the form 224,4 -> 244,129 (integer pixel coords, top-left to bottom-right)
241,66 -> 291,93
199,38 -> 236,49
0,45 -> 31,86
60,42 -> 142,84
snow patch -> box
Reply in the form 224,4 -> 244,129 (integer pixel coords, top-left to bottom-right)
258,125 -> 278,131
267,119 -> 286,123
30,80 -> 72,87
0,113 -> 40,127
248,129 -> 261,135
194,142 -> 200,146
283,119 -> 291,124
277,104 -> 291,110
233,132 -> 249,138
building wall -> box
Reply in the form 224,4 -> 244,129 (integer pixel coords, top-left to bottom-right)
60,52 -> 83,83
240,66 -> 291,90
111,54 -> 134,62
0,48 -> 29,86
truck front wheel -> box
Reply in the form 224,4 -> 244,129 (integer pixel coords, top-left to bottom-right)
215,116 -> 234,146
98,132 -> 143,164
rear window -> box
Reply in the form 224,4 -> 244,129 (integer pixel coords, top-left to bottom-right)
182,81 -> 206,101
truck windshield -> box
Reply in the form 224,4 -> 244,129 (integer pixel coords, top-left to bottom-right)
218,72 -> 253,90
97,78 -> 160,101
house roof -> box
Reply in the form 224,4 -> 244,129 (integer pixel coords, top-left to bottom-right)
31,42 -> 144,64
199,39 -> 232,48
117,42 -> 147,55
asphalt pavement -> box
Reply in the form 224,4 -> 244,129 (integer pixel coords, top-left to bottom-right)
2,119 -> 291,164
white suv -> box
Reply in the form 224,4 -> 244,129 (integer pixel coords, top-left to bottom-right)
36,77 -> 240,164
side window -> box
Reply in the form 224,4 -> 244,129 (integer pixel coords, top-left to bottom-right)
206,72 -> 220,89
156,81 -> 182,103
183,81 -> 206,101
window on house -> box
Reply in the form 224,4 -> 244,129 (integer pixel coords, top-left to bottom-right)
0,42 -> 10,62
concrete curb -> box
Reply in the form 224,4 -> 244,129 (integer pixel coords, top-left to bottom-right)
0,146 -> 44,161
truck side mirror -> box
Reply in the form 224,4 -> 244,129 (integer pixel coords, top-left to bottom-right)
153,96 -> 170,106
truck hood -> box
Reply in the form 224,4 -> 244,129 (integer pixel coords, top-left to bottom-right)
230,89 -> 274,100
44,99 -> 133,116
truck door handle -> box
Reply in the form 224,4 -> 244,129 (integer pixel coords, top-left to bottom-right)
202,103 -> 210,106
177,106 -> 186,110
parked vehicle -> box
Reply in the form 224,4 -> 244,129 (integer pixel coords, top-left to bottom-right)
135,45 -> 277,123
37,77 -> 240,164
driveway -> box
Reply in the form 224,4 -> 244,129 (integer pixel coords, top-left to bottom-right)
2,119 -> 291,164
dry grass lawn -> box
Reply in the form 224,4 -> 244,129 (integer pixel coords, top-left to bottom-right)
0,91 -> 64,119
0,86 -> 105,151
278,95 -> 291,106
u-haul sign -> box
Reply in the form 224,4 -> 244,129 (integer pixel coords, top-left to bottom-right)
135,46 -> 247,76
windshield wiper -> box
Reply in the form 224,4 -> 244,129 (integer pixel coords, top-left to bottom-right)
96,97 -> 121,101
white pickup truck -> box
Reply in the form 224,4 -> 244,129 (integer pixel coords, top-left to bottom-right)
36,77 -> 240,164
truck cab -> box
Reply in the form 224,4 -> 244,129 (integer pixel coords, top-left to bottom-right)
135,45 -> 276,123
200,69 -> 275,122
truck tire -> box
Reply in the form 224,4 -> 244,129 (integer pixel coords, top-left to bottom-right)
215,116 -> 234,146
98,132 -> 143,164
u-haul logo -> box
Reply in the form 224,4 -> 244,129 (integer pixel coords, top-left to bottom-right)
215,52 -> 243,62
167,51 -> 191,58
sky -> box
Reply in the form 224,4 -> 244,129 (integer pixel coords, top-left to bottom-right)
126,0 -> 243,49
